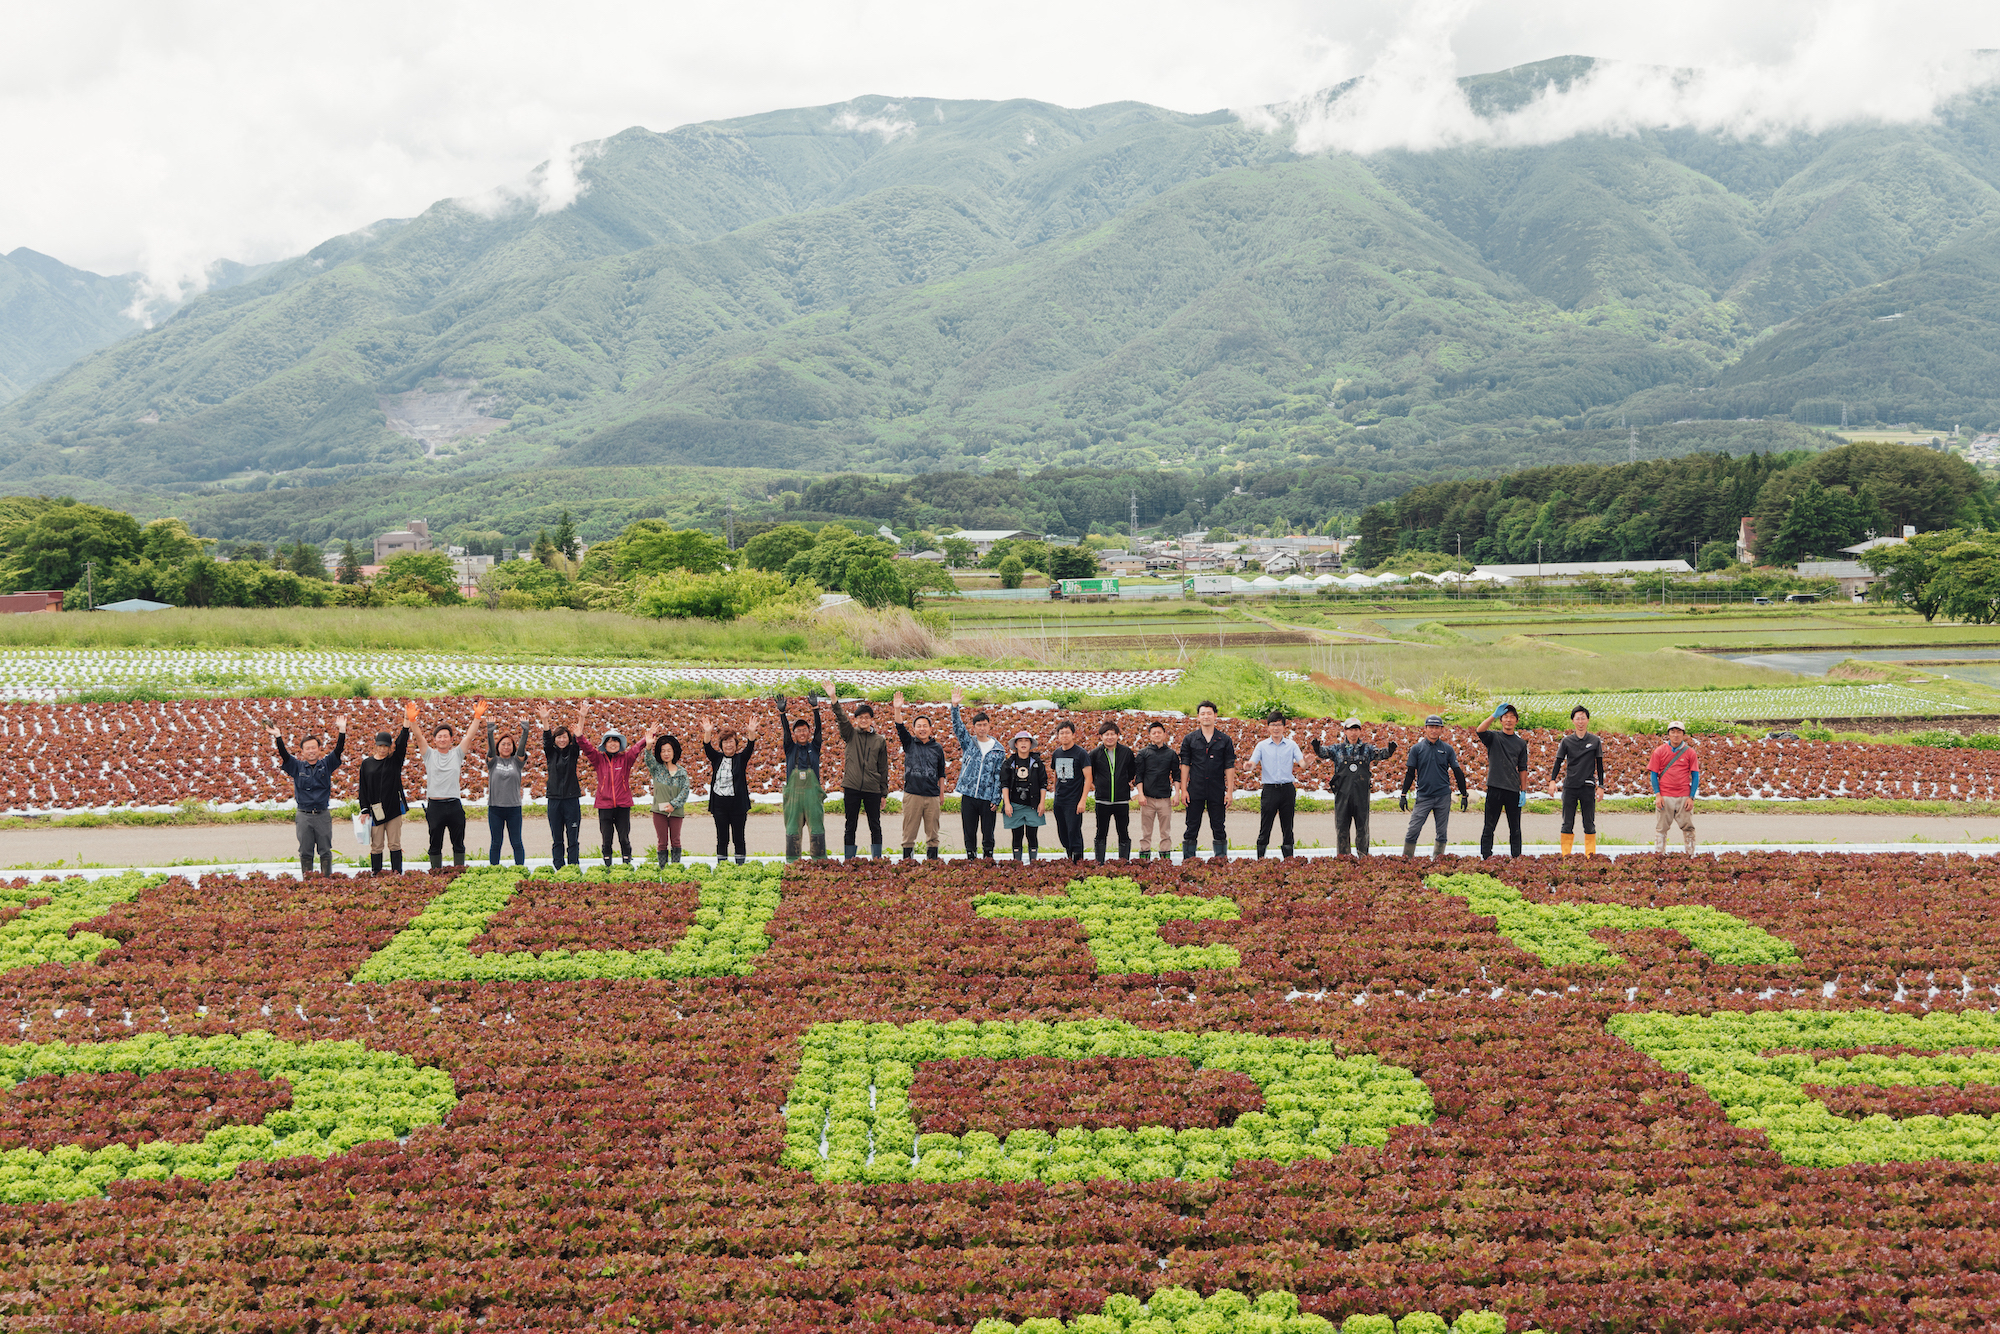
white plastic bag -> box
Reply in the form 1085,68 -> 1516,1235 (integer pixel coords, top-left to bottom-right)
353,812 -> 373,850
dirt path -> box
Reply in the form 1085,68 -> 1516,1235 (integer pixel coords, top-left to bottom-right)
9,809 -> 2000,869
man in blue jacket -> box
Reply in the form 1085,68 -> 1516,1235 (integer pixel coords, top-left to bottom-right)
950,687 -> 1008,860
271,714 -> 347,877
1398,715 -> 1467,858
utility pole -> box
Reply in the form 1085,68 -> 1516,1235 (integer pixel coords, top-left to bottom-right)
1455,533 -> 1462,600
1130,491 -> 1138,543
725,505 -> 735,551
1628,427 -> 1638,465
85,559 -> 95,612
1536,539 -> 1542,579
1840,403 -> 1849,430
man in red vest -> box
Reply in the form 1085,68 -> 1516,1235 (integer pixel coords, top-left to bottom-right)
1647,722 -> 1701,854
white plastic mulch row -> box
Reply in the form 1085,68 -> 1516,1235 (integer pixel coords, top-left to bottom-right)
0,649 -> 1181,700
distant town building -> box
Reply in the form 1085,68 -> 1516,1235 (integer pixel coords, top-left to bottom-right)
374,519 -> 432,563
1796,560 -> 1882,599
1473,559 -> 1695,580
1736,517 -> 1757,565
948,529 -> 1034,557
0,590 -> 63,614
451,555 -> 496,585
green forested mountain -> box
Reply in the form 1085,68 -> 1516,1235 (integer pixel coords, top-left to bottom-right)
5,62 -> 2000,506
0,249 -> 145,403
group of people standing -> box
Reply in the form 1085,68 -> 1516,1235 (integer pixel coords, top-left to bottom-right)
266,693 -> 1705,871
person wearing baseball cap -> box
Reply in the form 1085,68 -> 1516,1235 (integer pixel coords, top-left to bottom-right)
1312,715 -> 1396,856
1398,715 -> 1468,857
1647,721 -> 1700,853
1473,702 -> 1531,858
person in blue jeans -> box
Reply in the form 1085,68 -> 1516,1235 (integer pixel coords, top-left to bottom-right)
950,687 -> 1008,859
484,719 -> 531,865
536,704 -> 584,870
1399,715 -> 1468,858
270,714 -> 346,877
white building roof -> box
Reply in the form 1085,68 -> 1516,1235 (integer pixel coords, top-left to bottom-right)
1796,561 -> 1878,579
950,529 -> 1034,542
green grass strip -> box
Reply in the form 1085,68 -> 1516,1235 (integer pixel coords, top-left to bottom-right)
974,875 -> 1240,974
0,1031 -> 456,1202
0,872 -> 165,972
1608,1010 -> 2000,1167
1426,871 -> 1799,967
974,1289 -> 1514,1334
782,1018 -> 1432,1185
350,862 -> 781,982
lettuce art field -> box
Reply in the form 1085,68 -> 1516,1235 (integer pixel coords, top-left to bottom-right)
0,852 -> 1998,1330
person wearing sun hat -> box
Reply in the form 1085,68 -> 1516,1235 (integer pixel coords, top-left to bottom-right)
1312,715 -> 1396,856
1000,730 -> 1048,863
1648,721 -> 1701,854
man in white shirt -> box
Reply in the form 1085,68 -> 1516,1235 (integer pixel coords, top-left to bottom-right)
1244,711 -> 1306,859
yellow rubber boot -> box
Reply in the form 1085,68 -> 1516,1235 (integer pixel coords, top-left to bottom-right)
1560,833 -> 1573,855
1585,834 -> 1597,857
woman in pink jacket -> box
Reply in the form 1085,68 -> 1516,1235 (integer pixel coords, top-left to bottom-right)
575,699 -> 645,866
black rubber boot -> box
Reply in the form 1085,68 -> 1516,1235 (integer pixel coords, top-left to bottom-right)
1434,840 -> 1447,858
1094,841 -> 1107,863
870,843 -> 883,860
320,854 -> 333,875
784,834 -> 800,863
810,835 -> 827,860
390,851 -> 403,873
657,848 -> 669,869
734,854 -> 746,864
1255,844 -> 1268,859
299,855 -> 313,878
453,852 -> 465,868
669,848 -> 681,865
370,853 -> 384,875
1281,844 -> 1294,859
843,844 -> 858,861
925,844 -> 939,860
429,855 -> 442,873
901,845 -> 914,861
1402,842 -> 1417,858
1213,840 -> 1227,861
1182,841 -> 1199,862
1138,850 -> 1152,862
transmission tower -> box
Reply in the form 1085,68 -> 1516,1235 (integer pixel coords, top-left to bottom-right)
1129,491 -> 1139,542
1628,427 -> 1638,465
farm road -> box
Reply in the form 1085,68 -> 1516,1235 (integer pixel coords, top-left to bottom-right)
9,810 -> 2000,868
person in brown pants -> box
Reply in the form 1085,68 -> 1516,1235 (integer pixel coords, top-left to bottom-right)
1132,720 -> 1179,861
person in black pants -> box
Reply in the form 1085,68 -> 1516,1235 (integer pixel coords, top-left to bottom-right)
1047,720 -> 1089,863
699,714 -> 760,864
1550,705 -> 1605,856
1178,701 -> 1238,861
536,705 -> 584,870
1244,712 -> 1305,859
1082,720 -> 1135,861
1313,717 -> 1397,856
270,714 -> 346,877
1474,702 -> 1530,858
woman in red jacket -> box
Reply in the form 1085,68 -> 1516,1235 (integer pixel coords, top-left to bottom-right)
574,699 -> 646,866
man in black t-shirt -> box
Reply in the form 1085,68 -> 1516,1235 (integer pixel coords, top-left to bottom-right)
1178,701 -> 1237,861
1475,702 -> 1531,858
1048,720 -> 1090,863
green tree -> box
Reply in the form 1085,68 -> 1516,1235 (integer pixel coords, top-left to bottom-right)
634,569 -> 789,621
784,529 -> 899,592
553,511 -> 580,560
533,530 -> 556,566
140,518 -> 207,565
1769,479 -> 1863,564
1862,530 -> 1964,621
843,556 -> 909,609
375,551 -> 462,605
1696,540 -> 1739,572
487,561 -> 573,610
1932,534 -> 2000,624
0,502 -> 143,593
614,523 -> 728,578
1048,546 -> 1100,580
940,536 -> 975,567
337,541 -> 364,585
743,523 -> 820,573
997,553 -> 1025,588
285,540 -> 326,580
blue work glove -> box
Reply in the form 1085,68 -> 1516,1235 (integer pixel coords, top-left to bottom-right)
1518,789 -> 1526,807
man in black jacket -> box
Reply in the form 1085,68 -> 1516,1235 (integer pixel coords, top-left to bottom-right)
1475,702 -> 1531,858
1313,717 -> 1397,856
1082,720 -> 1135,862
1178,701 -> 1237,861
1550,705 -> 1605,856
272,715 -> 346,877
1132,720 -> 1178,862
1399,715 -> 1469,858
536,705 -> 584,870
891,691 -> 946,861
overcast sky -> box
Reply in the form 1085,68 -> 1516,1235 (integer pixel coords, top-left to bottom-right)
5,0 -> 1998,297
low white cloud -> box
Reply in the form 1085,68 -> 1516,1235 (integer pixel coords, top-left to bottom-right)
459,139 -> 604,219
832,103 -> 918,140
1255,0 -> 2000,155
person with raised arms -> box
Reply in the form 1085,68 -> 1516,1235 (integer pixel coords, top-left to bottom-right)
1243,711 -> 1304,859
1081,719 -> 1134,863
699,712 -> 761,865
892,690 -> 946,862
536,705 -> 584,871
1177,701 -> 1237,862
482,716 -> 532,866
824,682 -> 888,861
1312,716 -> 1396,857
1550,705 -> 1606,857
1473,701 -> 1531,859
358,700 -> 418,875
575,699 -> 641,866
416,697 -> 486,871
1399,715 -> 1468,859
269,712 -> 346,878
776,692 -> 827,862
950,687 -> 1007,861
642,731 -> 690,866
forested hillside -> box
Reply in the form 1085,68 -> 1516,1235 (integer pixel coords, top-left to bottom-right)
5,60 -> 2000,510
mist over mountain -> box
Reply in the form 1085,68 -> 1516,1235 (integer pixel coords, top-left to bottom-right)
3,57 -> 1998,500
